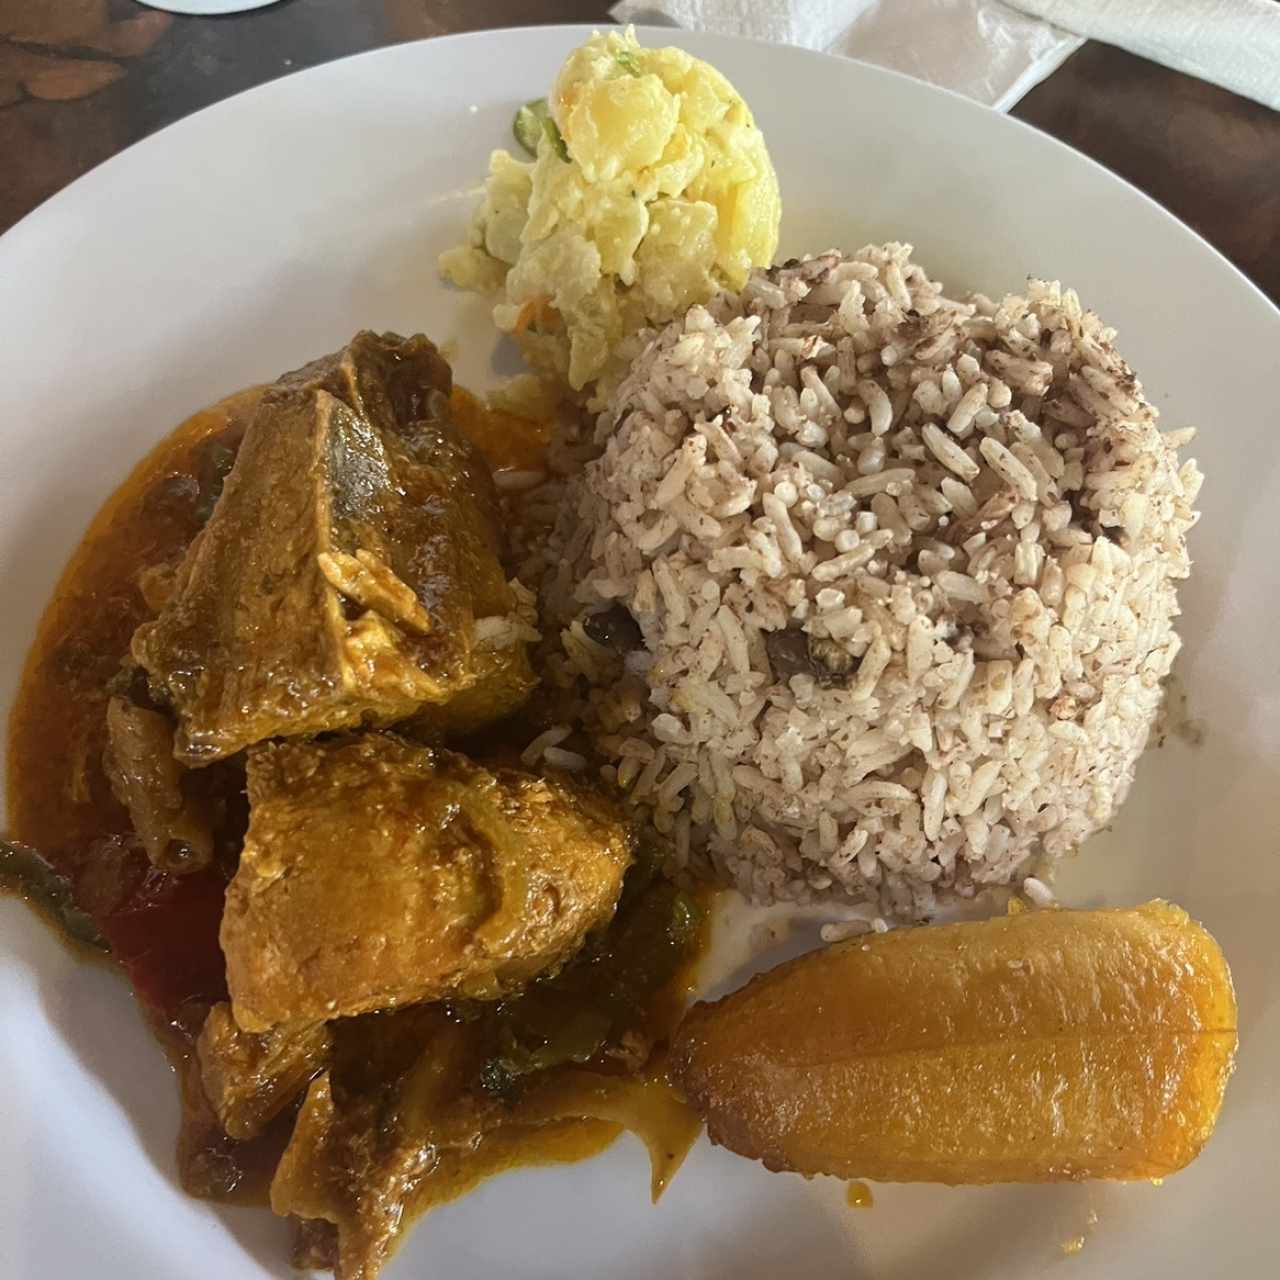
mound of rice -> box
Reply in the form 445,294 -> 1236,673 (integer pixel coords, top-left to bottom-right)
521,245 -> 1202,918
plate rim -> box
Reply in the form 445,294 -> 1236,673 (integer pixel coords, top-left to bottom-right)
1,23 -> 1277,329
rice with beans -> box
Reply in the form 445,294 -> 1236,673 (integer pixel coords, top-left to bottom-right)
518,245 -> 1201,918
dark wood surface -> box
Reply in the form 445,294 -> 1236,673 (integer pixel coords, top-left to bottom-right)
3,0 -> 1277,303
1013,41 -> 1280,305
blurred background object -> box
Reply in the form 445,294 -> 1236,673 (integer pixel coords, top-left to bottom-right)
135,3 -> 283,17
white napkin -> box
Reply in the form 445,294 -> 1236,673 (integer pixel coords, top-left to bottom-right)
1015,0 -> 1280,110
611,0 -> 1280,112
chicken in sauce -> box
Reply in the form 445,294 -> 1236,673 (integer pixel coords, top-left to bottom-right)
3,333 -> 707,1280
222,733 -> 632,1030
132,331 -> 533,766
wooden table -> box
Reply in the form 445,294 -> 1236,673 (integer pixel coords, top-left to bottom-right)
3,0 -> 1277,304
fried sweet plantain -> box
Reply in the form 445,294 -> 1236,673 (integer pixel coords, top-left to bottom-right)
672,901 -> 1236,1184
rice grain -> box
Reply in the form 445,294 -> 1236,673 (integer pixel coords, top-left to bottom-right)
515,247 -> 1200,917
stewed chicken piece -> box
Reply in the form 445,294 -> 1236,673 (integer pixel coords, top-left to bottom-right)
133,331 -> 533,765
220,733 -> 632,1033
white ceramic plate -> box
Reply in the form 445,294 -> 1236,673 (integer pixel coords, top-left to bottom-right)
2,25 -> 1277,1280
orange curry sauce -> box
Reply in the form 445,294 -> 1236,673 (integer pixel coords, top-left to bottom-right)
3,382 -> 706,1220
